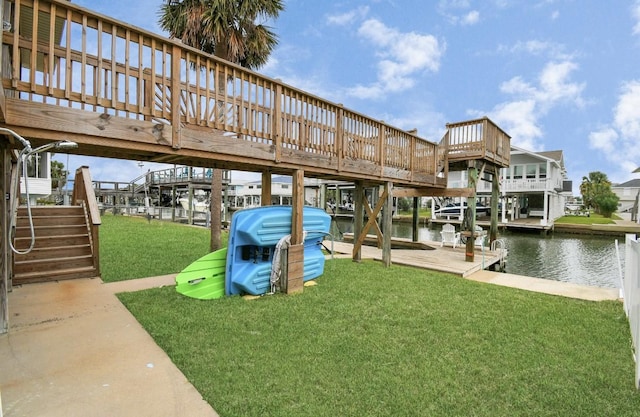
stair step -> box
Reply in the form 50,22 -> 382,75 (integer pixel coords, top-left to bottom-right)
13,254 -> 95,275
13,266 -> 99,285
13,244 -> 92,261
14,224 -> 88,238
12,205 -> 98,284
17,206 -> 84,216
13,234 -> 91,249
15,214 -> 87,227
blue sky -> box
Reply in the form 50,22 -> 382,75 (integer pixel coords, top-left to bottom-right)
64,0 -> 640,191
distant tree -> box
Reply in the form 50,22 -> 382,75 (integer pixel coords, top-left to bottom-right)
158,0 -> 284,70
50,160 -> 67,191
397,197 -> 411,213
594,192 -> 619,218
579,171 -> 614,214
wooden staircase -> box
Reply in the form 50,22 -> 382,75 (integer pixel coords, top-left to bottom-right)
12,205 -> 99,284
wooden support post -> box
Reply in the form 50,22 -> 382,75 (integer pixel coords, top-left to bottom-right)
465,164 -> 478,262
286,243 -> 304,294
261,170 -> 272,206
352,180 -> 364,262
1,145 -> 9,334
210,169 -> 222,251
382,182 -> 393,267
319,183 -> 327,211
187,182 -> 193,225
490,171 -> 499,245
287,169 -> 305,294
412,197 -> 419,242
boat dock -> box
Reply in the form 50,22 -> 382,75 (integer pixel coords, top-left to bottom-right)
327,240 -> 620,302
329,239 -> 505,277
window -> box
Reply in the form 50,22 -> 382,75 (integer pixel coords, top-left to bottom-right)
513,165 -> 523,179
526,164 -> 537,179
539,164 -> 547,179
282,184 -> 289,189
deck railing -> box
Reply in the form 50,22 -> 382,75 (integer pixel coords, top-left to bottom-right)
1,0 -> 446,185
443,117 -> 511,167
71,165 -> 101,276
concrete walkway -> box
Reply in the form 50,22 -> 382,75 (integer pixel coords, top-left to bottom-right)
0,275 -> 218,417
467,270 -> 620,301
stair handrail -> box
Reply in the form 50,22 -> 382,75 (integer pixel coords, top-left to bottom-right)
72,166 -> 101,276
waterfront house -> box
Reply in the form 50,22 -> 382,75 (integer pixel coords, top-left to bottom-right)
443,146 -> 571,226
225,176 -> 324,210
612,179 -> 640,217
19,152 -> 55,205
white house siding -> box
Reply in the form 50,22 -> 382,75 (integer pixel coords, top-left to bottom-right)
445,147 -> 570,225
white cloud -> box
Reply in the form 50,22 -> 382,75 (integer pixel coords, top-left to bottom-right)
461,10 -> 480,26
588,127 -> 618,154
614,80 -> 640,139
347,19 -> 444,100
550,10 -> 560,20
633,0 -> 640,35
326,6 -> 369,26
502,39 -> 572,60
588,80 -> 640,181
489,100 -> 542,151
474,59 -> 584,150
535,61 -> 585,109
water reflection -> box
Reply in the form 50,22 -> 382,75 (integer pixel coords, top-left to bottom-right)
331,218 -> 623,288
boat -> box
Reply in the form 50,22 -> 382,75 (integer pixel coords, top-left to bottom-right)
175,248 -> 227,299
226,206 -> 331,296
175,205 -> 331,299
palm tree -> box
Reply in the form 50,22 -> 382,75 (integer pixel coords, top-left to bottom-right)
580,171 -> 612,214
158,0 -> 284,70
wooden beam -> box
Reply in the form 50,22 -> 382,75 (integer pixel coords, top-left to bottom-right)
287,169 -> 305,294
412,197 -> 419,242
490,172 -> 499,245
352,180 -> 364,262
362,193 -> 383,247
382,182 -> 393,267
261,170 -> 272,206
393,187 -> 475,198
353,185 -> 388,257
210,169 -> 222,251
465,165 -> 478,262
170,44 -> 181,149
290,169 -> 304,246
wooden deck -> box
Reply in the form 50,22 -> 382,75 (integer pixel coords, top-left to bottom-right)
0,0 -> 509,191
328,240 -> 505,277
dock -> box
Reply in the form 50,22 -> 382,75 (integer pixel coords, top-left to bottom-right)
327,240 -> 620,301
329,239 -> 505,277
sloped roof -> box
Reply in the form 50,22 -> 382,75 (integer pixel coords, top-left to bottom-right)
537,150 -> 563,163
614,178 -> 640,188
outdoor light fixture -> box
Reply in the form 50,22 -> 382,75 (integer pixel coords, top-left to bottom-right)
0,128 -> 78,255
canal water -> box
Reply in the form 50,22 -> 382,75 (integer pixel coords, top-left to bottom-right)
331,218 -> 625,289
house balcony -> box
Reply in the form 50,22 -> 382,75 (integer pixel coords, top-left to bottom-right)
476,178 -> 563,193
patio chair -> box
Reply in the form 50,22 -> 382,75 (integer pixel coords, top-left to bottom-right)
474,225 -> 486,248
440,223 -> 461,248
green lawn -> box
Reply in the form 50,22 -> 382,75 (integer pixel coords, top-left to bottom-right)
555,213 -> 618,225
99,214 -> 222,282
102,214 -> 640,416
